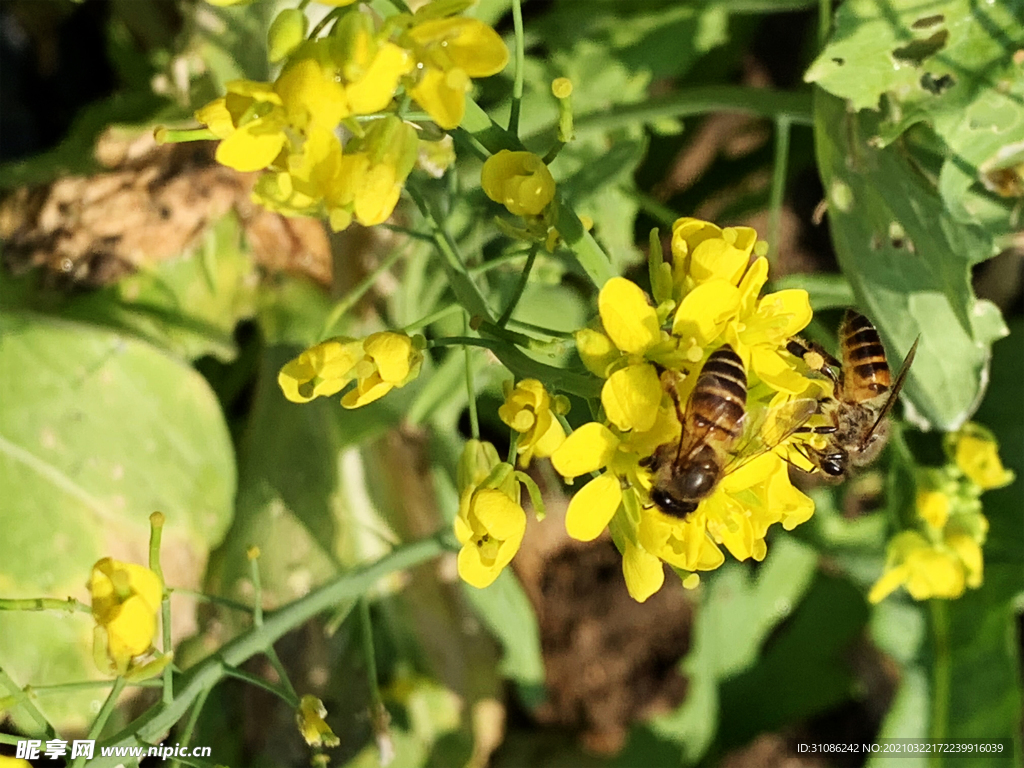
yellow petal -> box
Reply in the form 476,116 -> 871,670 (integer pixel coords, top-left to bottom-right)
565,472 -> 622,541
106,595 -> 158,660
551,422 -> 620,479
671,278 -> 740,343
531,414 -> 566,460
341,373 -> 393,408
472,489 -> 526,542
916,490 -> 950,530
410,67 -> 466,130
215,119 -> 286,172
407,17 -> 509,77
755,288 -> 812,339
598,278 -> 660,355
868,565 -> 909,604
952,425 -> 1015,490
458,544 -> 500,588
622,541 -> 664,602
904,548 -> 964,600
194,97 -> 234,138
749,347 -> 809,395
346,43 -> 412,114
719,452 -> 779,493
575,327 -> 620,377
364,332 -> 414,383
602,363 -> 661,432
946,534 -> 984,588
688,236 -> 749,286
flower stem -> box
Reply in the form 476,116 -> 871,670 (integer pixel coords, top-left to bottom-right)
154,127 -> 217,144
0,597 -> 90,613
768,116 -> 792,260
569,85 -> 814,135
89,533 -> 454,767
149,512 -> 173,705
400,302 -> 463,332
70,677 -> 126,767
308,7 -> 344,39
463,315 -> 481,440
508,0 -> 525,137
0,668 -> 56,738
176,685 -> 211,765
497,244 -> 538,327
359,599 -> 383,710
929,599 -> 951,744
319,247 -> 410,338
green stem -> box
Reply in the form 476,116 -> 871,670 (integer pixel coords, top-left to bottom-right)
768,116 -> 792,260
429,337 -> 601,399
463,315 -> 480,440
149,513 -> 173,705
569,85 -> 814,135
406,181 -> 494,319
308,7 -> 345,39
497,245 -> 538,327
89,533 -> 454,767
171,588 -> 254,615
249,552 -> 264,627
400,303 -> 463,332
175,685 -> 211,767
70,677 -> 126,767
929,599 -> 951,746
223,666 -> 297,706
507,431 -> 520,464
359,599 -> 383,710
24,679 -> 161,695
319,247 -> 409,338
0,597 -> 90,613
507,318 -> 575,339
508,0 -> 525,137
265,647 -> 300,705
0,668 -> 56,739
154,127 -> 217,144
818,0 -> 832,46
468,249 -> 532,275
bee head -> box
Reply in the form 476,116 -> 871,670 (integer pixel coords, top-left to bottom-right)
818,449 -> 847,477
650,488 -> 698,519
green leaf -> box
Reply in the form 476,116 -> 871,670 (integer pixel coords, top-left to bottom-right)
649,535 -> 818,762
806,0 -> 1024,233
813,92 -> 1008,430
0,311 -> 234,730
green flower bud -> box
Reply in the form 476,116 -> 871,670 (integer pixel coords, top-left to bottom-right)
268,9 -> 308,63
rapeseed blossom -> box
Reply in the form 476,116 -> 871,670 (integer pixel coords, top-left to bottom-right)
297,695 -> 340,748
89,558 -> 163,675
278,331 -> 424,409
194,0 -> 509,230
453,440 -> 529,589
537,218 -> 820,601
869,422 -> 1011,603
498,379 -> 568,466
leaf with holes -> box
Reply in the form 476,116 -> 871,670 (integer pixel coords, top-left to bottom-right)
0,311 -> 234,731
814,93 -> 1008,430
806,0 -> 1024,232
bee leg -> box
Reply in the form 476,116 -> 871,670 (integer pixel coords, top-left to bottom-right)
787,338 -> 841,382
794,425 -> 838,435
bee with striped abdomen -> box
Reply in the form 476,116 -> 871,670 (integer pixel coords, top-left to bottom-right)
787,310 -> 918,481
642,344 -> 816,519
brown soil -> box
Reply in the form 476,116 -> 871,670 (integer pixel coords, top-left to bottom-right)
513,503 -> 693,754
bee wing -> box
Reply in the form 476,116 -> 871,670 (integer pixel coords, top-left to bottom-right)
723,397 -> 819,473
864,335 -> 919,438
674,393 -> 747,464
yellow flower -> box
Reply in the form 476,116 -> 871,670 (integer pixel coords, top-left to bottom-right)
481,151 -> 556,216
89,558 -> 162,675
403,14 -> 509,129
0,758 -> 33,768
342,331 -> 424,408
278,331 -> 423,408
868,532 -> 969,602
297,695 -> 340,748
498,379 -> 567,466
195,81 -> 287,172
916,489 -> 950,530
454,487 -> 527,588
947,422 -> 1015,490
277,336 -> 364,403
275,55 -> 349,132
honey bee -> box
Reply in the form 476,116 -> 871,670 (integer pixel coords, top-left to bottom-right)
787,310 -> 918,480
641,344 -> 816,519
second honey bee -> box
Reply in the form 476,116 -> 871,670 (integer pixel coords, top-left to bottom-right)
642,344 -> 815,519
787,310 -> 918,480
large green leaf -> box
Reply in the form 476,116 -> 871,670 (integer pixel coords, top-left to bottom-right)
806,0 -> 1024,233
0,311 -> 234,730
813,92 -> 1007,430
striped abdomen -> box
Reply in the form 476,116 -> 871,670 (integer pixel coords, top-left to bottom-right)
840,310 -> 891,403
688,344 -> 747,442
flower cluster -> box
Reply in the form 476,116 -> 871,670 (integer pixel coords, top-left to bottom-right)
278,331 -> 424,408
89,558 -> 163,676
544,218 -> 823,601
869,422 -> 1013,602
498,379 -> 568,467
195,0 -> 508,229
453,439 -> 529,588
